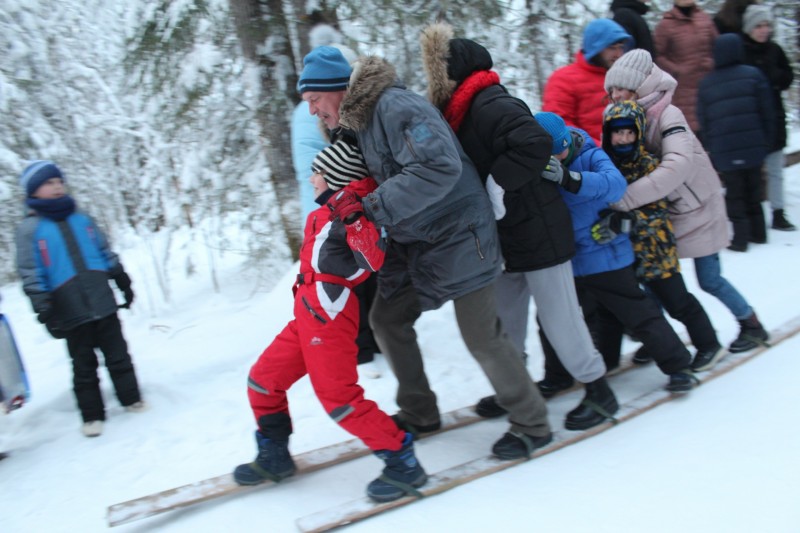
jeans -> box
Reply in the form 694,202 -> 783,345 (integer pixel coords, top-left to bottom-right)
765,150 -> 784,211
693,253 -> 752,320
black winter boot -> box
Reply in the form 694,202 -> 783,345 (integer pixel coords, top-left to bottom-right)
390,414 -> 441,436
475,395 -> 507,418
537,376 -> 574,398
772,209 -> 796,231
632,345 -> 653,365
728,313 -> 769,353
366,432 -> 427,502
691,344 -> 726,372
564,377 -> 619,431
665,368 -> 699,393
233,412 -> 296,486
492,431 -> 553,460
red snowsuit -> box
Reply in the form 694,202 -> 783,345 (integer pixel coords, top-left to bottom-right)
247,178 -> 404,451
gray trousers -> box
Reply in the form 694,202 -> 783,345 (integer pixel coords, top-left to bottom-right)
370,281 -> 550,437
495,263 -> 606,384
765,150 -> 785,211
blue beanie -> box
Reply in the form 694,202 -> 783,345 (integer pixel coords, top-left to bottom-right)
19,160 -> 64,197
297,46 -> 353,94
582,19 -> 632,61
534,112 -> 571,155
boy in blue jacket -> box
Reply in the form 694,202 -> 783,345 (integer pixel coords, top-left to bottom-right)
15,161 -> 144,437
533,113 -> 696,393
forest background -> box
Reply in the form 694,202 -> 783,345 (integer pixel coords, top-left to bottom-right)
1,0 -> 798,302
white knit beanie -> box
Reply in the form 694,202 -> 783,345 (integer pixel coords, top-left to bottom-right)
742,5 -> 772,35
604,49 -> 653,94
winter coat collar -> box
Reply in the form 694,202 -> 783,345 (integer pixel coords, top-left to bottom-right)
420,22 -> 458,110
338,56 -> 398,132
443,71 -> 500,132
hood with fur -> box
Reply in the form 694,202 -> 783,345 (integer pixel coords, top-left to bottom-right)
420,23 -> 458,109
338,56 -> 398,132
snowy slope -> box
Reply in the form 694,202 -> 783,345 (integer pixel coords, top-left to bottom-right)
1,161 -> 799,533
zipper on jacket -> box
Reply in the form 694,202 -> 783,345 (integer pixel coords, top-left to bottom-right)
404,137 -> 419,160
468,224 -> 485,260
301,296 -> 327,324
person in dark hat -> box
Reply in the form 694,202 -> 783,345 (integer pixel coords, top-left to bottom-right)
420,22 -> 619,432
297,44 -> 552,468
610,0 -> 656,56
15,161 -> 144,438
740,5 -> 796,231
232,140 -> 429,503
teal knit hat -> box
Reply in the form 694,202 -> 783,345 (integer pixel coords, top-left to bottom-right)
534,112 -> 571,155
297,46 -> 353,94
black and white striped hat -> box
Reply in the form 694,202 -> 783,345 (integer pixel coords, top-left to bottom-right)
312,140 -> 369,191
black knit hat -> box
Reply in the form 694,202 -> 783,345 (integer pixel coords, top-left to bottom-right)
312,140 -> 369,191
447,38 -> 493,84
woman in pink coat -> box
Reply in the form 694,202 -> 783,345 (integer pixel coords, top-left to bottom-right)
603,49 -> 768,362
653,0 -> 718,134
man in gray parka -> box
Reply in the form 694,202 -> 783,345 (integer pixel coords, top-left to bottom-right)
298,46 -> 552,460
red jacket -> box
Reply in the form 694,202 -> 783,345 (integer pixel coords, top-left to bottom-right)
542,52 -> 610,145
298,177 -> 384,320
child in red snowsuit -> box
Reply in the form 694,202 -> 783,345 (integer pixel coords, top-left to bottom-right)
234,140 -> 427,502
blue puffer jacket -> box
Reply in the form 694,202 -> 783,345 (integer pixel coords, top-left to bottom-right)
16,211 -> 124,330
697,33 -> 775,172
561,129 -> 633,277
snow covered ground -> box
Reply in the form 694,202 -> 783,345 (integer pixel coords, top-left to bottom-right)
2,158 -> 800,533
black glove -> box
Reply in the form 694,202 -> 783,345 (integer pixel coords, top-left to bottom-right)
327,189 -> 364,224
114,272 -> 135,309
37,305 -> 54,324
540,156 -> 582,194
45,322 -> 67,339
591,209 -> 634,244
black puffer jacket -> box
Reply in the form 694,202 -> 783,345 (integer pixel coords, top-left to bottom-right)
697,33 -> 775,172
421,24 -> 575,273
742,34 -> 794,151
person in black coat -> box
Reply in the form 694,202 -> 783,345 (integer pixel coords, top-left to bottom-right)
698,33 -> 774,251
713,0 -> 758,34
741,5 -> 796,231
610,0 -> 655,56
421,23 -> 619,433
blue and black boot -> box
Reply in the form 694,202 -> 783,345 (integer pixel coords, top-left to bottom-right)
366,432 -> 427,502
233,413 -> 296,486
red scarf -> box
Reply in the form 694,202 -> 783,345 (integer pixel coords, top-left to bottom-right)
443,70 -> 500,133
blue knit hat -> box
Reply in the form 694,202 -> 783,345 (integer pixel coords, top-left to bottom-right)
19,160 -> 64,197
534,112 -> 571,155
297,46 -> 353,94
582,19 -> 632,61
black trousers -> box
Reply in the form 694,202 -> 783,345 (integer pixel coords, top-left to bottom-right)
354,275 -> 379,364
645,273 -> 719,353
543,265 -> 691,382
723,167 -> 766,246
65,313 -> 141,422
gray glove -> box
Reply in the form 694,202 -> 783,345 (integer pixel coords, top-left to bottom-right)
540,156 -> 582,193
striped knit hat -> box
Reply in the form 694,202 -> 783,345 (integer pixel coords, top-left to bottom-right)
312,140 -> 369,191
19,160 -> 64,197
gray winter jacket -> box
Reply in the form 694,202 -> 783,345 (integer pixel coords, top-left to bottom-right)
338,57 -> 502,310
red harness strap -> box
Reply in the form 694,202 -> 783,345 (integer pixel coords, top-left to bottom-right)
293,271 -> 355,296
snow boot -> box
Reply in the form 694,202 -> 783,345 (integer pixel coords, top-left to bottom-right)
691,344 -> 727,372
492,431 -> 553,460
564,377 -> 619,431
665,369 -> 699,394
537,376 -> 574,399
475,395 -> 507,418
233,412 -> 296,486
366,432 -> 427,502
391,414 -> 441,437
728,313 -> 769,353
81,420 -> 104,438
772,209 -> 796,231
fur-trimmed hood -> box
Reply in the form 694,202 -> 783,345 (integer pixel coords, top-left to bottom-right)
420,23 -> 458,109
338,56 -> 398,132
